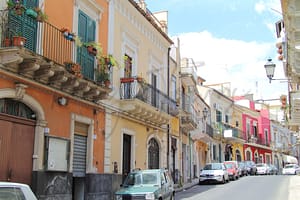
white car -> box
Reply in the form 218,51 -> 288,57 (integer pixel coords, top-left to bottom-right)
256,163 -> 270,175
282,164 -> 300,175
0,182 -> 37,200
199,163 -> 230,184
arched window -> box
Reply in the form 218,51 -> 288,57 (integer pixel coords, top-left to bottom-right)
236,149 -> 241,161
246,151 -> 251,161
0,98 -> 35,120
148,138 -> 159,169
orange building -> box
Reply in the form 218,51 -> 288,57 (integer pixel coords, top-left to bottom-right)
0,0 -> 115,199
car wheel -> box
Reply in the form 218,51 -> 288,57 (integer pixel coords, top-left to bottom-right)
222,176 -> 226,184
169,193 -> 174,200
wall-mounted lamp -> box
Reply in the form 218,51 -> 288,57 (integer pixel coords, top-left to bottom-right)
58,97 -> 68,106
264,58 -> 289,83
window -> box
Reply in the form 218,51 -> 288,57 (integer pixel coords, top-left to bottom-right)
0,187 -> 26,200
216,110 -> 222,122
225,114 -> 229,123
253,125 -> 258,137
171,75 -> 176,100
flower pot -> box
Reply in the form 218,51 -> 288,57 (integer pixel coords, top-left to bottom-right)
104,80 -> 111,87
25,8 -> 38,19
87,46 -> 97,56
12,36 -> 26,47
3,38 -> 11,47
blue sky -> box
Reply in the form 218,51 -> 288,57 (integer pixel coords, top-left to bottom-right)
147,0 -> 286,101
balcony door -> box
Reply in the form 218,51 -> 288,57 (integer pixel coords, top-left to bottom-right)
8,0 -> 38,51
77,10 -> 96,80
151,73 -> 158,107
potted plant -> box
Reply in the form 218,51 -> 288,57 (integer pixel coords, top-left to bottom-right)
60,27 -> 76,41
83,41 -> 102,58
7,0 -> 25,16
64,61 -> 83,78
95,66 -> 110,87
34,7 -> 48,22
12,32 -> 26,47
25,8 -> 38,19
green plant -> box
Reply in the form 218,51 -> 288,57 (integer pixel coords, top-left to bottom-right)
7,0 -> 25,15
34,7 -> 48,22
83,41 -> 103,59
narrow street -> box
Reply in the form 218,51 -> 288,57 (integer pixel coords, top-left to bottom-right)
175,175 -> 295,200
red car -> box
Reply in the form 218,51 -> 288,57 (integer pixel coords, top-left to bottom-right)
224,161 -> 239,180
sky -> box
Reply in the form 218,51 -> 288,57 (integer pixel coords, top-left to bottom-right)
146,0 -> 287,102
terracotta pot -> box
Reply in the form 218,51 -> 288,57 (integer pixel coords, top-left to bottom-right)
3,38 -> 11,47
12,36 -> 26,47
87,46 -> 97,56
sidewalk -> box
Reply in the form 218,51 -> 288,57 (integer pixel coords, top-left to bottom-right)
289,175 -> 300,200
174,178 -> 199,193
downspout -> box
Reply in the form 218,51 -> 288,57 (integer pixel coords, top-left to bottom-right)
167,47 -> 171,169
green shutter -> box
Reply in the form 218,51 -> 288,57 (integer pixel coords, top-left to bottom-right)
8,0 -> 38,52
77,11 -> 95,80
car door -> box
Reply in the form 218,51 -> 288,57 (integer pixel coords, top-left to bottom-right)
160,172 -> 168,199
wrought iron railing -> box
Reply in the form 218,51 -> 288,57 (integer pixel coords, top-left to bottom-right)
120,77 -> 178,116
0,9 -> 95,80
205,123 -> 214,138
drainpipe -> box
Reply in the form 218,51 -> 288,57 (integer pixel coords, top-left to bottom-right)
167,47 -> 171,169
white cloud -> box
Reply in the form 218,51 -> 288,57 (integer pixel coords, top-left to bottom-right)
255,1 -> 266,14
177,31 -> 287,100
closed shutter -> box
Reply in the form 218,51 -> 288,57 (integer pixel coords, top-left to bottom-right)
77,10 -> 96,80
8,0 -> 38,52
73,134 -> 87,177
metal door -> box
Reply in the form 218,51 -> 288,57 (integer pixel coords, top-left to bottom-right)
148,138 -> 159,169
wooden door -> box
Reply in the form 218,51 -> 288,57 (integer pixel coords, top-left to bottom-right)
0,115 -> 35,185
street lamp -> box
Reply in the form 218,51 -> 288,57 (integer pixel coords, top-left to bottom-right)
264,58 -> 276,83
264,58 -> 290,83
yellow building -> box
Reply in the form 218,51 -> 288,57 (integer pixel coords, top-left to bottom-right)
102,0 -> 179,185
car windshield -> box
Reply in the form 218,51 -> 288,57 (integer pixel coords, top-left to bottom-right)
224,163 -> 233,168
203,163 -> 222,170
285,165 -> 296,169
256,164 -> 265,167
123,172 -> 158,186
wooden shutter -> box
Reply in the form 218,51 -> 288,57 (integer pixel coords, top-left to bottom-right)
77,10 -> 96,80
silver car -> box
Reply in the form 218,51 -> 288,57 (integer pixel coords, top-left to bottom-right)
199,163 -> 230,184
0,182 -> 37,200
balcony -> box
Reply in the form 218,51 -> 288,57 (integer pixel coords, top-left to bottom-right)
180,94 -> 197,133
212,122 -> 245,141
119,77 -> 178,127
0,10 -> 110,102
180,58 -> 198,86
190,122 -> 213,142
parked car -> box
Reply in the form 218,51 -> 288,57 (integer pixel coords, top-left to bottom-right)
224,161 -> 239,180
115,169 -> 175,200
256,163 -> 270,175
238,161 -> 248,176
243,160 -> 257,175
268,164 -> 279,175
199,163 -> 230,184
282,164 -> 300,175
0,182 -> 37,200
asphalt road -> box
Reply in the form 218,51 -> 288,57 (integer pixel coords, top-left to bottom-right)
175,175 -> 291,200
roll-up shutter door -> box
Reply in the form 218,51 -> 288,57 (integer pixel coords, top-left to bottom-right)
73,134 -> 87,177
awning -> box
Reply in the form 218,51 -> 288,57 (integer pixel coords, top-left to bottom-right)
283,155 -> 298,164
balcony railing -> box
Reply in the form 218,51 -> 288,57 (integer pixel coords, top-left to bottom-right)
205,123 -> 214,138
0,9 -> 96,80
120,77 -> 178,116
0,9 -> 110,101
